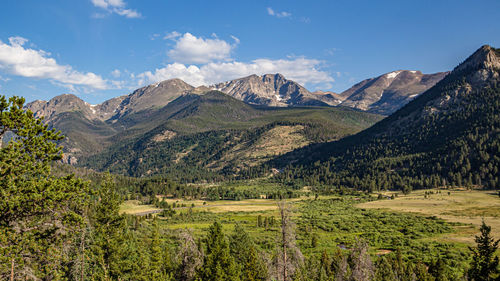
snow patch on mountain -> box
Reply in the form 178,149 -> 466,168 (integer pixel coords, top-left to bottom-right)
386,71 -> 401,79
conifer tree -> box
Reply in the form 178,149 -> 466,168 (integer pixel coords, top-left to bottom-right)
148,219 -> 173,280
230,224 -> 268,281
374,256 -> 397,281
199,221 -> 240,281
87,173 -> 127,279
468,221 -> 500,281
428,257 -> 447,281
0,96 -> 88,279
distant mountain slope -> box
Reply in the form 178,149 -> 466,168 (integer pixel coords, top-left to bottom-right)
110,78 -> 194,120
268,45 -> 500,190
339,70 -> 449,115
79,91 -> 382,180
25,94 -> 118,163
211,73 -> 337,106
26,94 -> 101,122
25,70 -> 446,166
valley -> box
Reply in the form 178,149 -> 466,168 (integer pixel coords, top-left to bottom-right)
2,44 -> 499,280
118,184 -> 492,279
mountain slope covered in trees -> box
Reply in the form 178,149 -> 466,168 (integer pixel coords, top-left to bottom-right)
267,45 -> 500,191
79,91 -> 382,181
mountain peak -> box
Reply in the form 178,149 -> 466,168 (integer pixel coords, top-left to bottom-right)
262,73 -> 286,80
339,70 -> 448,114
454,45 -> 500,73
210,73 -> 331,106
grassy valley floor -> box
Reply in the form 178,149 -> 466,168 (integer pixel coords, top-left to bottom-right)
119,187 -> 500,277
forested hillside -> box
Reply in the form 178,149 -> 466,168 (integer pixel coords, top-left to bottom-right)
264,45 -> 500,191
79,91 -> 382,181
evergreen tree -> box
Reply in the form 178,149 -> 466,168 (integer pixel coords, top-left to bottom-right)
199,221 -> 240,281
148,219 -> 173,280
468,221 -> 500,281
428,257 -> 447,281
230,224 -> 268,281
374,256 -> 397,281
0,96 -> 88,279
243,246 -> 268,281
87,173 -> 127,280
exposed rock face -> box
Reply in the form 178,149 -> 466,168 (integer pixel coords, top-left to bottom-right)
111,78 -> 194,119
210,73 -> 332,107
26,71 -> 449,124
420,45 -> 500,118
26,78 -> 195,122
25,94 -> 100,122
454,45 -> 500,73
94,95 -> 127,120
311,90 -> 343,106
340,70 -> 449,115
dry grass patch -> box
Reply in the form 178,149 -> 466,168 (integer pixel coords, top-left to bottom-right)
120,200 -> 160,215
357,189 -> 500,244
209,125 -> 310,170
204,204 -> 278,213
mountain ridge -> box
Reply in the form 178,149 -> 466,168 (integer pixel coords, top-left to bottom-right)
267,45 -> 500,190
339,70 -> 449,115
26,70 -> 448,123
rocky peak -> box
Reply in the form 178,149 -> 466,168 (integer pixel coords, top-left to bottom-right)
210,73 -> 329,107
339,70 -> 449,114
262,73 -> 287,85
454,45 -> 500,73
110,78 -> 194,119
25,94 -> 95,121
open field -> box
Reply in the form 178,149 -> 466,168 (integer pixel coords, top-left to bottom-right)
357,189 -> 500,244
120,200 -> 161,215
119,188 -> 499,277
157,196 -> 314,212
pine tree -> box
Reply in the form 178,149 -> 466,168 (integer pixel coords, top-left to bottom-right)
374,256 -> 397,281
199,221 -> 240,281
87,173 -> 127,280
0,96 -> 88,279
243,246 -> 268,281
468,221 -> 500,281
230,224 -> 268,281
428,257 -> 447,281
148,219 -> 173,280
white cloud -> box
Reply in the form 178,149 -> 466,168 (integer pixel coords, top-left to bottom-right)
136,57 -> 334,89
167,33 -> 236,64
9,36 -> 29,46
0,36 -> 111,90
90,0 -> 141,18
111,69 -> 121,77
267,7 -> 292,18
230,35 -> 240,45
163,31 -> 181,40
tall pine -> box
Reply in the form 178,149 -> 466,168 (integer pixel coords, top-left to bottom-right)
198,221 -> 240,281
0,96 -> 88,279
468,221 -> 500,281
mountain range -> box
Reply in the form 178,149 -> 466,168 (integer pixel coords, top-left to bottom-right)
27,69 -> 447,123
25,57 -> 464,182
338,70 -> 448,114
269,45 -> 500,190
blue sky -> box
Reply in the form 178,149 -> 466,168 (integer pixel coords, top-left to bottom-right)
0,0 -> 499,104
